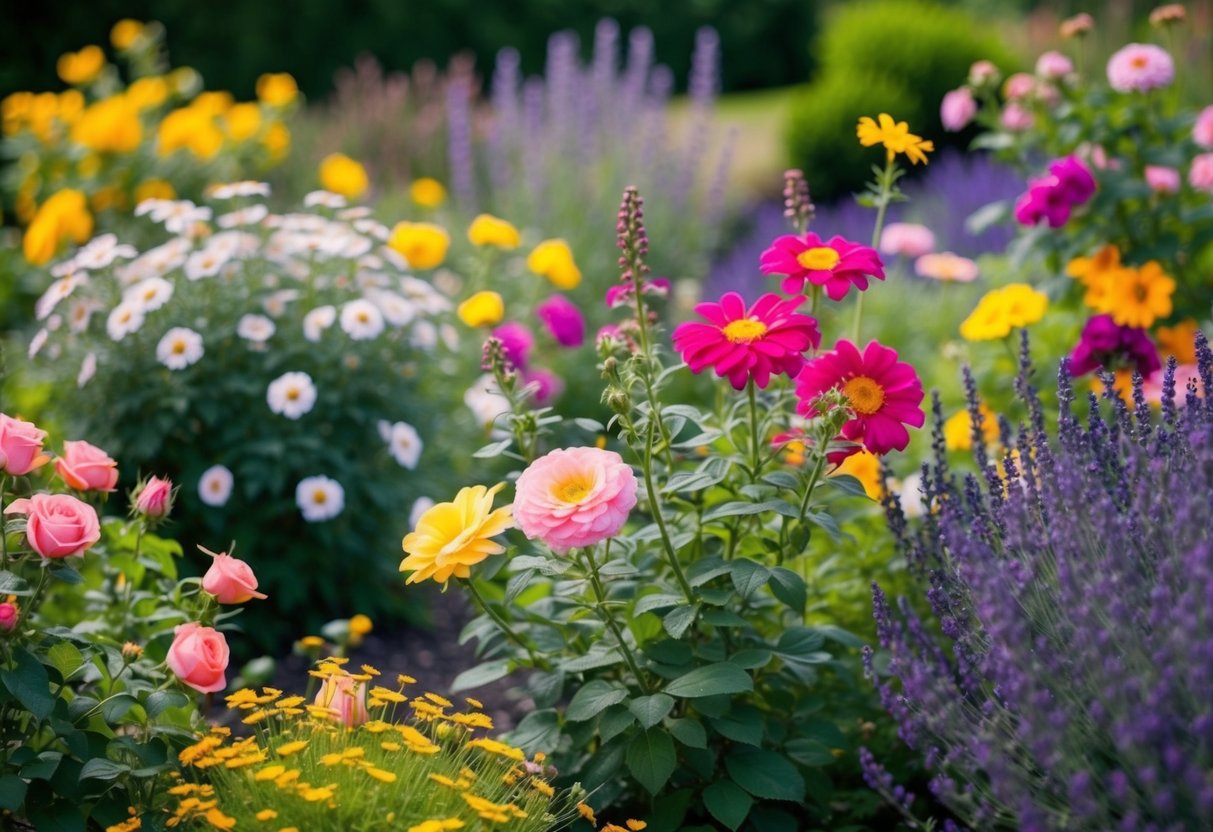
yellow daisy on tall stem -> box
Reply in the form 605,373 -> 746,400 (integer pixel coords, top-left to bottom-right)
857,113 -> 935,165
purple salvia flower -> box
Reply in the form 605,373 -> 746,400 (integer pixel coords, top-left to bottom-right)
445,76 -> 475,207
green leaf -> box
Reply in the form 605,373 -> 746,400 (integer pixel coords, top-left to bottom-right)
704,780 -> 754,830
667,717 -> 707,748
451,660 -> 511,692
825,473 -> 871,499
710,704 -> 764,746
507,709 -> 561,756
46,642 -> 85,681
813,624 -> 866,648
1,646 -> 53,722
26,800 -> 85,832
633,593 -> 686,615
629,694 -> 674,729
786,738 -> 838,767
0,774 -> 27,810
0,570 -> 32,597
687,557 -> 731,587
472,438 -> 513,458
626,729 -> 676,795
79,758 -> 130,781
101,693 -> 139,724
598,705 -> 636,743
703,500 -> 795,523
574,418 -> 604,432
777,627 -> 826,656
143,691 -> 187,720
560,648 -> 623,673
761,471 -> 800,490
665,663 -> 753,698
730,559 -> 770,599
663,604 -> 698,639
48,563 -> 83,585
728,649 -> 772,670
725,749 -> 805,801
566,680 -> 629,722
768,568 -> 807,612
21,751 -> 62,781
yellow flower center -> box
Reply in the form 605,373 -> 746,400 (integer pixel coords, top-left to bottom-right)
722,318 -> 769,344
796,246 -> 840,271
1134,282 -> 1150,303
1131,56 -> 1149,69
313,489 -> 328,504
357,311 -> 369,323
172,339 -> 186,354
843,375 -> 886,415
553,476 -> 593,503
286,387 -> 300,401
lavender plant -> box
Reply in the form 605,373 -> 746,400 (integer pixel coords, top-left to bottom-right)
866,331 -> 1213,830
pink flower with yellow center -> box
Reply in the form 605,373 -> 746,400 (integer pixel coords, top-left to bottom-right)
759,233 -> 885,300
672,292 -> 820,390
796,339 -> 925,455
512,447 -> 637,553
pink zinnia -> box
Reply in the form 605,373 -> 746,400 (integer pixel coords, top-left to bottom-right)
535,295 -> 585,347
523,367 -> 564,405
940,88 -> 977,132
759,233 -> 885,300
1145,165 -> 1181,194
1194,106 -> 1213,149
795,339 -> 925,455
1035,50 -> 1074,80
1189,153 -> 1213,193
1003,73 -> 1037,100
512,447 -> 638,552
1106,43 -> 1174,93
879,223 -> 936,258
672,292 -> 820,390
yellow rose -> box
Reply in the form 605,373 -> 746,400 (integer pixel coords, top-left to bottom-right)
467,213 -> 521,249
526,238 -> 581,290
387,221 -> 450,270
409,177 -> 446,208
457,291 -> 505,328
318,152 -> 369,199
57,46 -> 105,86
256,73 -> 298,107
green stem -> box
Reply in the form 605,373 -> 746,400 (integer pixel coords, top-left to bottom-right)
12,567 -> 48,633
747,380 -> 762,480
582,545 -> 651,694
797,447 -> 830,526
632,274 -> 675,468
0,474 -> 7,568
854,155 -> 897,343
463,578 -> 546,669
642,418 -> 695,602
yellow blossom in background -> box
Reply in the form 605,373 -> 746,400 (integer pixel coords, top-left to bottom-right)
23,189 -> 93,265
408,820 -> 465,832
526,239 -> 582,290
349,614 -> 373,639
959,283 -> 1048,341
256,72 -> 298,107
70,95 -> 143,153
90,185 -> 128,213
192,91 -> 234,116
401,483 -> 513,585
110,19 -> 145,50
831,449 -> 883,500
262,121 -> 291,161
1066,244 -> 1121,309
319,152 -> 370,199
224,102 -> 262,142
467,213 -> 522,249
857,113 -> 934,165
943,403 -> 1001,451
126,76 -> 169,111
134,179 -> 175,204
57,45 -> 106,86
1094,260 -> 1175,329
1157,319 -> 1200,364
389,221 -> 450,269
457,291 -> 505,328
410,177 -> 447,208
157,105 -> 224,160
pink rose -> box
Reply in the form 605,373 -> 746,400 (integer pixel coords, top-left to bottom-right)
166,622 -> 229,693
314,673 -> 367,727
1001,103 -> 1035,132
1035,50 -> 1074,80
968,60 -> 999,86
134,476 -> 174,519
0,414 -> 49,477
0,601 -> 18,632
201,553 -> 267,604
513,446 -> 638,552
1189,153 -> 1213,193
5,493 -> 101,559
55,440 -> 119,492
1194,106 -> 1213,149
940,88 -> 977,132
1003,72 -> 1036,100
1145,165 -> 1181,194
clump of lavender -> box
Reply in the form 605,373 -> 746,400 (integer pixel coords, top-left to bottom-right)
868,331 -> 1213,831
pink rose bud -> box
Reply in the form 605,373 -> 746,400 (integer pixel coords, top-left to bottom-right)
134,476 -> 174,519
0,600 -> 19,632
1001,103 -> 1035,131
314,673 -> 368,727
5,493 -> 101,558
968,60 -> 999,86
1145,165 -> 1181,194
166,622 -> 230,693
1194,105 -> 1213,149
940,88 -> 977,132
54,440 -> 119,492
1035,50 -> 1074,80
201,552 -> 267,604
0,413 -> 49,477
1003,72 -> 1037,100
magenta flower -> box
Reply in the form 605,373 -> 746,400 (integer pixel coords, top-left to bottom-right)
492,322 -> 534,369
535,295 -> 585,347
795,339 -> 925,455
1014,156 -> 1095,228
672,291 -> 820,390
1069,314 -> 1161,377
1049,156 -> 1096,204
1106,43 -> 1175,93
760,233 -> 885,301
605,277 -> 671,309
523,367 -> 564,405
512,446 -> 638,552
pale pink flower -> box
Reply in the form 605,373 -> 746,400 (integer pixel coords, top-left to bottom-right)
914,252 -> 979,282
1106,43 -> 1174,93
1145,165 -> 1181,194
1189,153 -> 1213,193
1194,106 -> 1213,149
1003,73 -> 1036,100
314,674 -> 368,727
1001,103 -> 1035,131
512,447 -> 638,553
940,88 -> 977,132
1143,364 -> 1203,406
879,223 -> 936,258
1035,51 -> 1074,80
968,60 -> 999,86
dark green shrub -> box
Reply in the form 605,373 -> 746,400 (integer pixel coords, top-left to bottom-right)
786,0 -> 1020,199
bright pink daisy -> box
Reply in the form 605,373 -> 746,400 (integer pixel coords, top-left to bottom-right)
672,292 -> 820,390
759,232 -> 885,301
795,339 -> 925,455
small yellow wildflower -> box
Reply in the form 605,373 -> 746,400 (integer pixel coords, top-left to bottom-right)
274,740 -> 309,757
319,152 -> 370,200
526,239 -> 582,289
943,403 -> 1001,452
274,769 -> 301,788
857,113 -> 934,165
959,283 -> 1048,341
225,102 -> 262,142
255,809 -> 278,821
349,614 -> 373,637
179,736 -> 222,766
464,697 -> 484,709
263,121 -> 291,161
254,764 -> 286,782
381,741 -> 402,752
104,815 -> 141,832
576,803 -> 597,824
466,737 -> 526,761
456,291 -> 505,328
256,73 -> 299,107
297,635 -> 325,650
424,692 -> 453,708
627,822 -> 648,831
370,686 -> 407,703
300,785 -> 336,802
410,178 -> 447,208
467,214 -> 522,249
388,221 -> 450,269
366,767 -> 397,783
203,808 -> 237,830
530,778 -> 555,797
58,46 -> 105,86
408,820 -> 465,832
278,695 -> 306,709
111,20 -> 145,50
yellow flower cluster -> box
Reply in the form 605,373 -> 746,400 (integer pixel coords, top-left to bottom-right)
1067,245 -> 1176,329
22,189 -> 93,265
943,402 -> 1002,452
168,661 -> 584,832
959,283 -> 1049,341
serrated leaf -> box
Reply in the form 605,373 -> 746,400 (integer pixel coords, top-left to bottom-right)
0,571 -> 32,597
768,568 -> 807,612
629,693 -> 674,729
46,642 -> 85,681
451,660 -> 512,692
144,690 -> 189,719
786,737 -> 838,766
626,729 -> 676,795
710,704 -> 764,746
566,680 -> 629,722
725,749 -> 805,801
704,780 -> 754,830
687,557 -> 731,587
633,593 -> 686,615
667,717 -> 707,748
665,663 -> 753,698
730,559 -> 769,599
598,704 -> 636,743
663,605 -> 698,639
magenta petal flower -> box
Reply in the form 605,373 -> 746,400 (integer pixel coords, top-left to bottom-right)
1048,156 -> 1096,204
492,321 -> 534,369
795,339 -> 925,455
1069,314 -> 1160,378
672,291 -> 820,390
1014,177 -> 1074,228
535,295 -> 585,347
759,232 -> 885,301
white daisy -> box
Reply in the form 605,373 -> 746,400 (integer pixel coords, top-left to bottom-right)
295,475 -> 345,522
156,327 -> 204,370
184,246 -> 229,281
237,313 -> 276,343
209,180 -> 271,199
439,323 -> 459,351
338,206 -> 373,221
74,233 -> 138,270
339,299 -> 385,340
464,374 -> 511,432
303,190 -> 347,209
66,298 -> 101,333
45,314 -> 62,332
352,218 -> 389,240
134,198 -> 174,218
399,276 -> 452,314
198,464 -> 234,507
216,204 -> 269,229
106,300 -> 146,341
408,497 -> 435,531
267,371 -> 317,419
367,290 -> 415,327
386,421 -> 423,469
124,276 -> 174,312
208,230 -> 259,259
77,352 -> 97,388
120,238 -> 191,284
28,328 -> 48,359
159,201 -> 213,234
35,275 -> 85,321
410,320 -> 438,350
262,289 -> 300,318
302,305 -> 337,342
